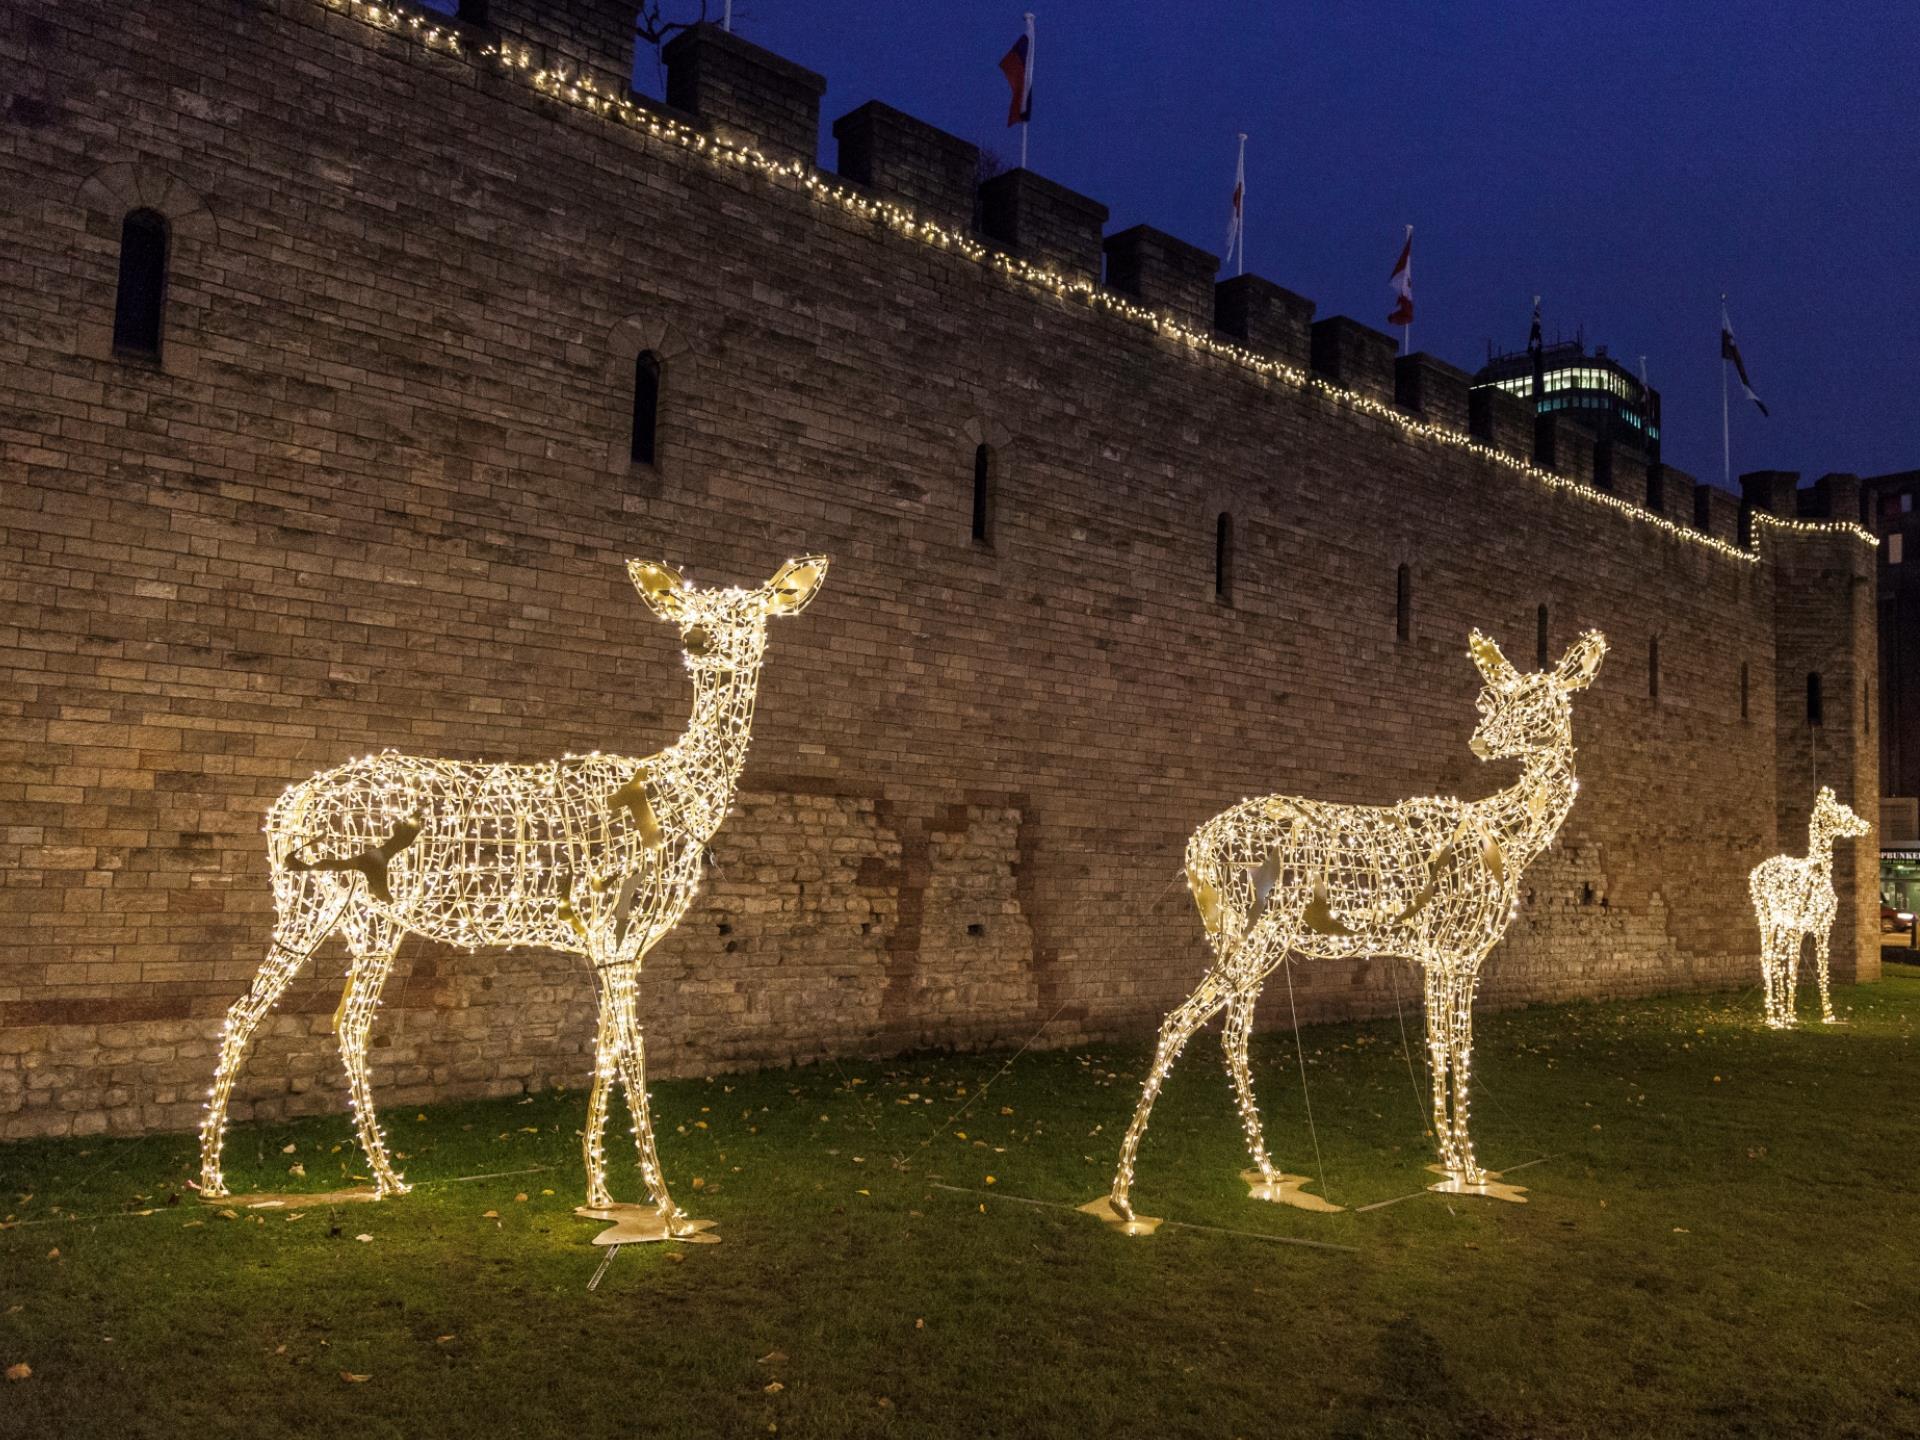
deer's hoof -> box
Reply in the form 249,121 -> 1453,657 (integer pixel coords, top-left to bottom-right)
1077,1195 -> 1162,1236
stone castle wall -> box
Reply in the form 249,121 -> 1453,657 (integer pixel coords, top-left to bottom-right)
0,0 -> 1880,1138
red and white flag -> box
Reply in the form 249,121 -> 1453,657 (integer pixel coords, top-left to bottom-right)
1387,226 -> 1414,327
1224,134 -> 1247,273
999,15 -> 1034,127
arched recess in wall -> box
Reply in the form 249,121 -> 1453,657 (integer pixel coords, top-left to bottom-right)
960,417 -> 1012,550
74,164 -> 217,378
605,314 -> 693,479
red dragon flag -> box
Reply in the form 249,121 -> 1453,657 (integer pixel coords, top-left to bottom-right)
1387,225 -> 1414,337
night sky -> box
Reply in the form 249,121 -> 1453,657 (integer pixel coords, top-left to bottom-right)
636,1 -> 1918,489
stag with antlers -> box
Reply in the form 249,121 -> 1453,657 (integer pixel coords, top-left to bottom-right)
198,556 -> 828,1239
1086,628 -> 1607,1232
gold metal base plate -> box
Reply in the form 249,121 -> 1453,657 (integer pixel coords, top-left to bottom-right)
1077,1195 -> 1163,1236
1424,1164 -> 1528,1203
1241,1169 -> 1343,1213
206,1187 -> 386,1208
573,1202 -> 720,1246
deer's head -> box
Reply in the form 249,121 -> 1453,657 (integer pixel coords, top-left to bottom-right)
1812,786 -> 1871,841
628,555 -> 829,673
1466,628 -> 1607,762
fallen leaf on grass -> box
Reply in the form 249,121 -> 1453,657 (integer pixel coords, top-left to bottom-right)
764,1382 -> 784,1395
436,1335 -> 456,1345
354,1234 -> 373,1243
282,1143 -> 297,1154
5,1364 -> 30,1382
46,1249 -> 59,1260
757,1351 -> 787,1366
513,1193 -> 528,1203
218,1210 -> 239,1221
288,1164 -> 306,1178
481,1211 -> 500,1220
340,1371 -> 371,1384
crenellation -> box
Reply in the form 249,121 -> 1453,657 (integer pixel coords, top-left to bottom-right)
1212,274 -> 1314,366
1534,412 -> 1597,486
1101,225 -> 1219,331
1742,470 -> 1800,516
662,21 -> 825,163
1469,384 -> 1533,459
832,101 -> 979,231
977,167 -> 1108,283
1393,352 -> 1471,430
1308,316 -> 1397,403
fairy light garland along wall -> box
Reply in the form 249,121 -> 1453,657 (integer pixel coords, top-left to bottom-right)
315,0 -> 1875,566
1085,628 -> 1607,1232
198,555 -> 829,1238
1749,786 -> 1870,1029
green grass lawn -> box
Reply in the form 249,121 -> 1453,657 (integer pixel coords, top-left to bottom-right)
4,966 -> 1919,1440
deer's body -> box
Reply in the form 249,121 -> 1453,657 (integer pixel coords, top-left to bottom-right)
1749,788 -> 1869,1028
1102,628 -> 1607,1222
198,556 -> 828,1223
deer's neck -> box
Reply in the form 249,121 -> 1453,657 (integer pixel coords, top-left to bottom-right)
1475,744 -> 1577,873
652,658 -> 764,841
1807,823 -> 1835,870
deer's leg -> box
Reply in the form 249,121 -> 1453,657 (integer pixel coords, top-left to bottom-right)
602,963 -> 686,1225
1785,932 -> 1804,1027
1814,928 -> 1837,1023
1756,921 -> 1777,1026
1445,975 -> 1484,1185
1221,976 -> 1275,1180
583,970 -> 621,1209
1109,981 -> 1230,1220
1422,968 -> 1463,1180
337,913 -> 408,1197
198,876 -> 348,1197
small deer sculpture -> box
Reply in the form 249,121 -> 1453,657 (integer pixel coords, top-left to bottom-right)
1087,628 -> 1607,1231
1749,786 -> 1870,1028
198,555 -> 829,1238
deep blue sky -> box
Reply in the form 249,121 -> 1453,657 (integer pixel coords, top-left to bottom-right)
648,1 -> 1918,487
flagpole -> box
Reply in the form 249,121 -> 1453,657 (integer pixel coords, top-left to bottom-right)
723,0 -> 731,31
1021,13 -> 1034,170
1728,293 -> 1743,491
1402,225 -> 1412,356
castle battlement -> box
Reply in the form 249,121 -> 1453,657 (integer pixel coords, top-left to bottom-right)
303,0 -> 1865,562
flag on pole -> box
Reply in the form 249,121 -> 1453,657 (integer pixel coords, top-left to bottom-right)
1387,227 -> 1414,327
1000,17 -> 1034,127
1224,134 -> 1246,273
1527,297 -> 1542,356
1720,303 -> 1768,417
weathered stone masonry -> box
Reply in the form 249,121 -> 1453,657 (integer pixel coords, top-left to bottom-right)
0,0 -> 1878,1138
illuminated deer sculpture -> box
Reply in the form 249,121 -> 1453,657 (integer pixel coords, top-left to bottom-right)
1749,786 -> 1870,1029
198,556 -> 829,1240
1086,628 -> 1607,1232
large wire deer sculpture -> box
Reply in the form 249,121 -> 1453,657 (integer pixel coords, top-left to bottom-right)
198,556 -> 829,1241
1086,628 -> 1607,1232
1749,786 -> 1870,1028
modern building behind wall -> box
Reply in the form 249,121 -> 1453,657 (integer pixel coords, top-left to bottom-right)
0,0 -> 1887,1140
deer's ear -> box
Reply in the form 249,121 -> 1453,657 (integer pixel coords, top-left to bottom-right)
1468,630 -> 1515,687
628,560 -> 689,620
764,555 -> 828,616
1555,629 -> 1608,690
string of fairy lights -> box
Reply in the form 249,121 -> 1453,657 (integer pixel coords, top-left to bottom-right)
1088,629 -> 1606,1228
313,0 -> 1876,566
1749,786 -> 1870,1029
199,555 -> 829,1227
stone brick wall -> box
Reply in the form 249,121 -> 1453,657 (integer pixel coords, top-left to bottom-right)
0,0 -> 1881,1139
